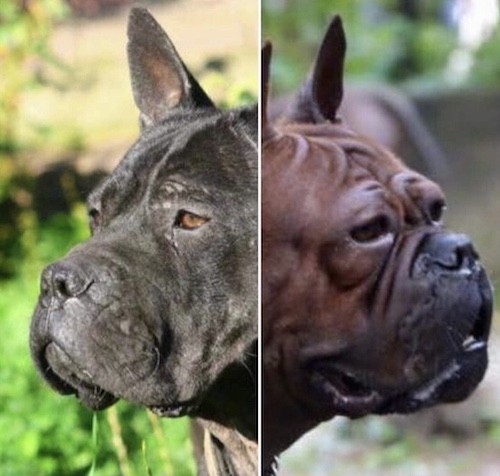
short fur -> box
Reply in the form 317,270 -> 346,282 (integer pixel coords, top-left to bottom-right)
262,17 -> 492,472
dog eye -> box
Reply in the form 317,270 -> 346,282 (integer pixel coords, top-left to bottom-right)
88,208 -> 101,233
175,210 -> 210,230
350,216 -> 392,243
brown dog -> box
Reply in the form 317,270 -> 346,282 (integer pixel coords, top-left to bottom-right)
262,17 -> 493,472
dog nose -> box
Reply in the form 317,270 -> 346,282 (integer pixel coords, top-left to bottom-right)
41,262 -> 92,303
421,233 -> 478,272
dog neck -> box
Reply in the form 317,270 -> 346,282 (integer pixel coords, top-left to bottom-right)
194,341 -> 257,474
263,366 -> 326,472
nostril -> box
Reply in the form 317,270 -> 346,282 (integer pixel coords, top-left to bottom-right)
428,198 -> 446,224
457,240 -> 478,260
418,233 -> 478,273
40,263 -> 92,303
54,275 -> 70,298
454,240 -> 478,270
435,242 -> 474,270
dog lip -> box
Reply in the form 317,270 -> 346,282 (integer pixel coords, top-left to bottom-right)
409,359 -> 461,402
35,343 -> 76,396
456,282 -> 492,353
377,333 -> 489,415
149,402 -> 197,418
307,360 -> 384,416
41,342 -> 118,411
299,342 -> 351,364
476,271 -> 494,338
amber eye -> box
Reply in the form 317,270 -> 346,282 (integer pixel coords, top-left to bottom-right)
175,210 -> 210,230
350,216 -> 391,243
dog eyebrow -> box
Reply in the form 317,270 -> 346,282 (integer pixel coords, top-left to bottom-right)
156,180 -> 214,203
87,171 -> 141,217
160,180 -> 191,194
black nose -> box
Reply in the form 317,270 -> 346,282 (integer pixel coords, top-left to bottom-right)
420,232 -> 478,272
41,262 -> 92,304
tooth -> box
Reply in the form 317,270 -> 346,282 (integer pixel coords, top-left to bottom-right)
462,335 -> 475,348
465,341 -> 485,352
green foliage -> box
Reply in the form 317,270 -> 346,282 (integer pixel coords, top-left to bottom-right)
469,26 -> 500,87
0,206 -> 195,475
199,69 -> 257,109
262,0 -> 457,93
0,165 -> 33,277
262,0 -> 354,92
0,0 -> 68,152
0,0 -> 74,280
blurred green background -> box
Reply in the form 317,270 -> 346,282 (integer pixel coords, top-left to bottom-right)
263,0 -> 500,92
0,0 -> 257,474
263,1 -> 500,475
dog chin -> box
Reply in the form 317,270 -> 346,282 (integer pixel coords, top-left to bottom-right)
308,361 -> 385,418
149,402 -> 198,418
36,342 -> 118,411
376,340 -> 488,414
307,340 -> 488,419
36,340 -> 202,416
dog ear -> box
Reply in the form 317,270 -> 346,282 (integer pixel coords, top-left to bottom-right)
127,7 -> 215,127
262,41 -> 274,139
285,16 -> 346,124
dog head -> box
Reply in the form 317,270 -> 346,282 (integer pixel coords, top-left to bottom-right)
30,8 -> 257,422
262,17 -> 493,462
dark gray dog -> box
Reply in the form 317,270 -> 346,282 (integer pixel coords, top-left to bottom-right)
30,8 -> 257,475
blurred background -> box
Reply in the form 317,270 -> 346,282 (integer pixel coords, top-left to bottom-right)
0,0 -> 257,474
263,0 -> 500,475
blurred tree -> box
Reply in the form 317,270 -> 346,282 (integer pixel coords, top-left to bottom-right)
0,0 -> 68,277
0,0 -> 67,153
67,0 -> 133,17
471,24 -> 500,86
399,0 -> 419,18
262,0 -> 457,92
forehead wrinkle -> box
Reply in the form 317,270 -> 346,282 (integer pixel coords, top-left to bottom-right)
265,131 -> 349,192
157,180 -> 213,204
335,135 -> 405,186
305,134 -> 348,189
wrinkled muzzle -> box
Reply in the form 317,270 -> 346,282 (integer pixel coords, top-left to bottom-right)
377,230 -> 492,412
305,230 -> 493,418
29,246 -> 177,413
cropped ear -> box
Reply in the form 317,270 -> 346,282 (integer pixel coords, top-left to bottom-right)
286,15 -> 346,124
262,41 -> 274,139
127,7 -> 215,127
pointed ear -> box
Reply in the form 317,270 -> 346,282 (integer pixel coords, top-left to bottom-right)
127,7 -> 215,126
286,15 -> 346,124
262,41 -> 274,139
